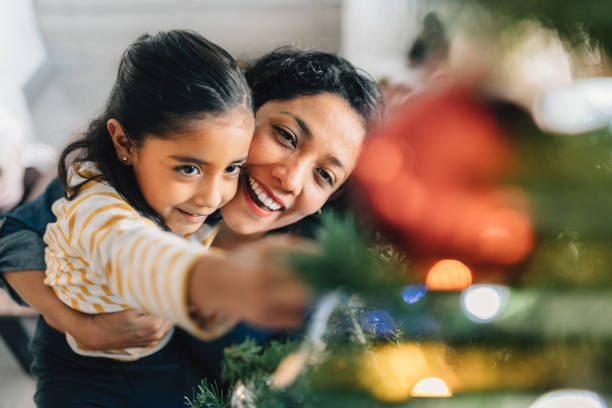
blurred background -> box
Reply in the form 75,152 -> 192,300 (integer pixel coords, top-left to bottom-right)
2,0 -> 436,154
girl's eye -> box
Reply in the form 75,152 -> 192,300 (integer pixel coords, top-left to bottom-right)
274,126 -> 297,148
317,168 -> 335,187
225,164 -> 244,175
175,165 -> 200,176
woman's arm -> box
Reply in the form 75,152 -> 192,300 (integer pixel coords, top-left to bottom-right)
4,269 -> 172,350
5,269 -> 76,332
0,178 -> 172,349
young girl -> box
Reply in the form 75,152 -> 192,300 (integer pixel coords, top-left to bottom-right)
42,29 -> 257,360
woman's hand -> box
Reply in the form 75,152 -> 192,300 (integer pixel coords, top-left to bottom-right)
189,235 -> 313,329
4,270 -> 172,350
71,310 -> 173,350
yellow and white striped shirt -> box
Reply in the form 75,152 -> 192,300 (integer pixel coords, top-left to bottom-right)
43,163 -> 237,360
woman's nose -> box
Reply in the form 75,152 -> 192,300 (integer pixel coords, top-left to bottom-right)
272,158 -> 309,196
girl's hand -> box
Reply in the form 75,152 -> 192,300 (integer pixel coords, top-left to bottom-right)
70,310 -> 173,350
189,235 -> 314,329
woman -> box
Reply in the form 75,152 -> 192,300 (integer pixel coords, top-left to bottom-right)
0,47 -> 384,407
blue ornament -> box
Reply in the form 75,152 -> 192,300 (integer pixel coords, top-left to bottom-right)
402,284 -> 427,304
360,310 -> 395,337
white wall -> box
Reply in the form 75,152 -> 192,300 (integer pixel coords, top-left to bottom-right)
28,0 -> 341,149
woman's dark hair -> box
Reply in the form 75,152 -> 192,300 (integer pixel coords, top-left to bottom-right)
244,47 -> 385,133
58,30 -> 252,225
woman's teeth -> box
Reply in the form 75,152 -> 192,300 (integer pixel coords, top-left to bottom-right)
249,177 -> 281,211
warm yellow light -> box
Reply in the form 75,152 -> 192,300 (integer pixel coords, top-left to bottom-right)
426,259 -> 472,291
358,343 -> 453,403
411,377 -> 452,397
358,344 -> 428,402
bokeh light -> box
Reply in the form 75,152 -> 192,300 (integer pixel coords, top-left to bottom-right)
358,343 -> 429,402
359,310 -> 396,338
535,78 -> 612,134
530,389 -> 607,408
426,259 -> 472,291
402,284 -> 427,304
461,284 -> 509,322
411,377 -> 452,397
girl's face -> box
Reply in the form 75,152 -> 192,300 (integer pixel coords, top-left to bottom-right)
131,108 -> 254,235
220,93 -> 366,235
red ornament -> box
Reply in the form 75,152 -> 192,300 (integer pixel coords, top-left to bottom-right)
354,87 -> 534,267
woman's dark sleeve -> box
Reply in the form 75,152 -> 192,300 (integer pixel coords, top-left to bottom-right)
0,178 -> 62,306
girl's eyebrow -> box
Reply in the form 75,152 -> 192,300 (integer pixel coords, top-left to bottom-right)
233,157 -> 249,164
169,155 -> 248,165
170,155 -> 206,165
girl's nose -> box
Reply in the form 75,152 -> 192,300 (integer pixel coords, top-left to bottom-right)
194,176 -> 223,210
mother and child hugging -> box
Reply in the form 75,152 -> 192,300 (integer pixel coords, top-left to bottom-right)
0,29 -> 385,407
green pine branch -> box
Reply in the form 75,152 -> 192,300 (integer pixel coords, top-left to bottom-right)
290,212 -> 410,308
185,378 -> 230,408
221,338 -> 298,385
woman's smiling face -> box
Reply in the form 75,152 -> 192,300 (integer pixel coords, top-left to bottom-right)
220,93 -> 366,235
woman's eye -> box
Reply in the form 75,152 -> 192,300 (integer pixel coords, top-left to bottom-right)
274,126 -> 297,148
225,164 -> 244,175
317,168 -> 335,186
175,165 -> 200,176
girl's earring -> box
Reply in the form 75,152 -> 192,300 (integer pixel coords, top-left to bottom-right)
121,156 -> 128,163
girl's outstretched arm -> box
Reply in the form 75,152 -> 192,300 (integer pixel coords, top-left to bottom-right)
188,235 -> 312,329
45,178 -> 312,337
